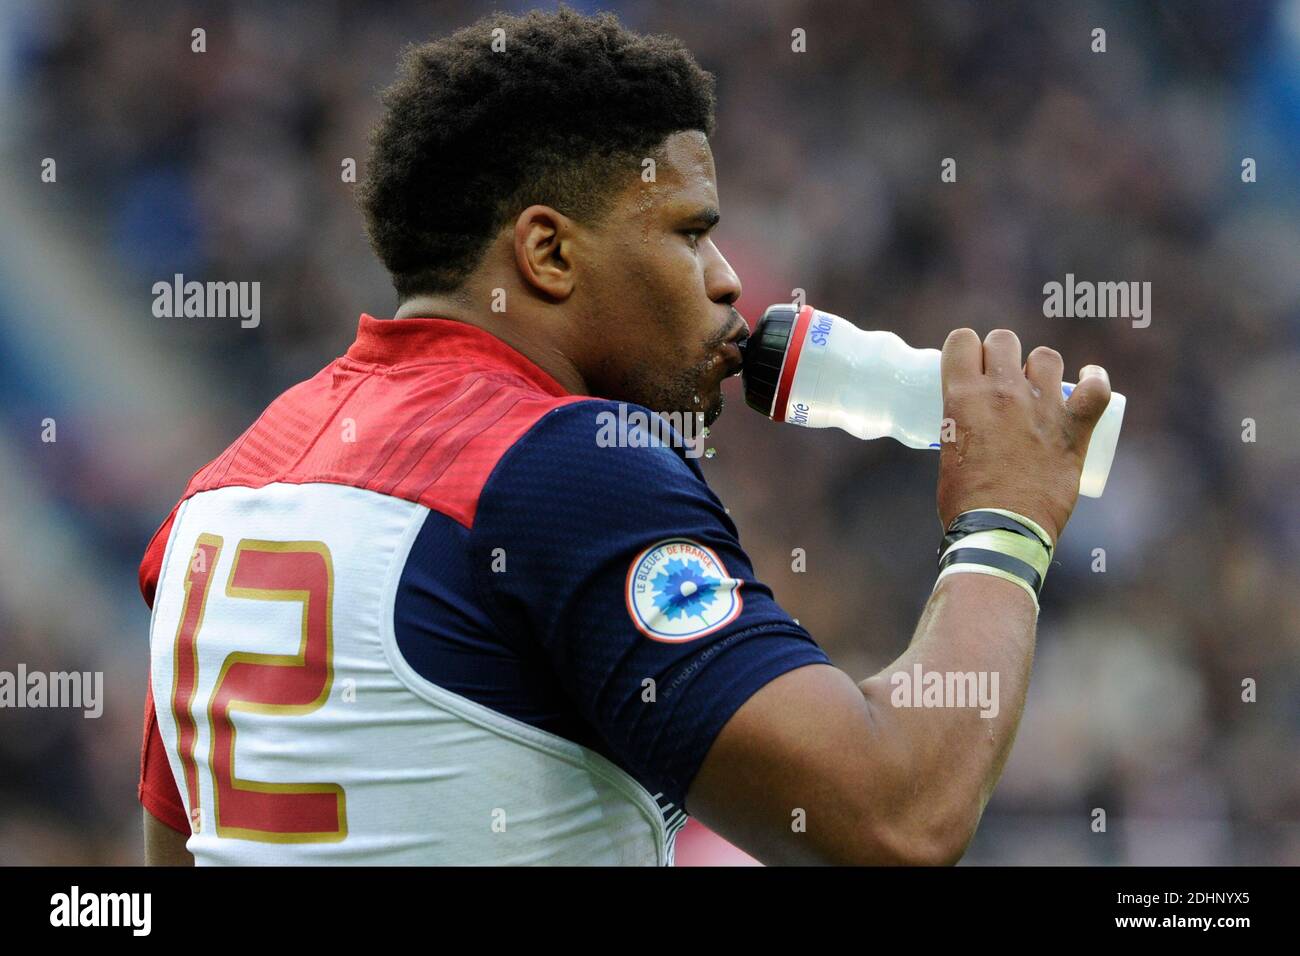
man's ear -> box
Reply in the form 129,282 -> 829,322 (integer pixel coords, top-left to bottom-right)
512,204 -> 577,301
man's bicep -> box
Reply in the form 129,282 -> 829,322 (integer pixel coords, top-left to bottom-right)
684,661 -> 894,865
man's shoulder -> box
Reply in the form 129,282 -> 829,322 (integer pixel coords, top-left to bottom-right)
176,355 -> 593,525
471,397 -> 728,562
139,356 -> 596,603
481,397 -> 711,501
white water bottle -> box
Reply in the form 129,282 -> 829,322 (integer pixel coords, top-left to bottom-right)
739,304 -> 1126,497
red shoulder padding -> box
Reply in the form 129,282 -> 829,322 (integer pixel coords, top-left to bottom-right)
174,361 -> 586,529
147,317 -> 588,533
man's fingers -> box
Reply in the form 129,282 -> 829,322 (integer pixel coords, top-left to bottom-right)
982,329 -> 1022,380
1066,365 -> 1112,429
941,328 -> 982,390
1025,345 -> 1064,396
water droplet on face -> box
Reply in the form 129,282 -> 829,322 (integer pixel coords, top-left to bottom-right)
679,580 -> 697,597
704,447 -> 716,459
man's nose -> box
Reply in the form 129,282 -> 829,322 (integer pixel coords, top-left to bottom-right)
706,242 -> 742,306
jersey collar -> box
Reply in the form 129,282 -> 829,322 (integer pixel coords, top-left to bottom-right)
346,314 -> 574,398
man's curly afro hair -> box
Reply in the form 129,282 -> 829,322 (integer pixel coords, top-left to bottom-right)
358,5 -> 717,299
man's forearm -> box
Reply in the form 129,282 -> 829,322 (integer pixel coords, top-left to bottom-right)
856,571 -> 1038,858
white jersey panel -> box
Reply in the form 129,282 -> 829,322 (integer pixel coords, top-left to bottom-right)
147,481 -> 668,864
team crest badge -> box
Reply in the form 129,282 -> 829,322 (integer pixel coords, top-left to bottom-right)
625,538 -> 742,642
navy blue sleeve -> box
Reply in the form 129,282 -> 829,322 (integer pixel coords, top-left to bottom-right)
470,399 -> 831,813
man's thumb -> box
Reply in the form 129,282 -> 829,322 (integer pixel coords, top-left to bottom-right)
1066,365 -> 1112,428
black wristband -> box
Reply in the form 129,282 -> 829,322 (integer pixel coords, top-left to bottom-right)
939,509 -> 1053,561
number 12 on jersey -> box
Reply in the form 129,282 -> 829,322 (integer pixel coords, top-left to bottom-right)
168,535 -> 347,843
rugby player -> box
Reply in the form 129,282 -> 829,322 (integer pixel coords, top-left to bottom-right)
138,7 -> 1110,865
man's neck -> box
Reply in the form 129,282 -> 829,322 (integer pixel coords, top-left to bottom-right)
392,293 -> 589,396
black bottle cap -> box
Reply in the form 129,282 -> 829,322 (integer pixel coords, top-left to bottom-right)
741,304 -> 800,418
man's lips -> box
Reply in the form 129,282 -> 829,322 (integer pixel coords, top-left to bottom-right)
718,340 -> 744,377
716,320 -> 750,377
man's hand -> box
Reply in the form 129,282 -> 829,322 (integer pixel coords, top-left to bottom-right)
937,328 -> 1112,545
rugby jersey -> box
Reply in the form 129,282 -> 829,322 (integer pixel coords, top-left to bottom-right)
137,314 -> 830,864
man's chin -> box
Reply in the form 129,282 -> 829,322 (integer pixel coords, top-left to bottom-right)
700,388 -> 726,429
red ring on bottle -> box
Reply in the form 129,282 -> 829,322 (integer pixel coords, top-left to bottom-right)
771,304 -> 815,422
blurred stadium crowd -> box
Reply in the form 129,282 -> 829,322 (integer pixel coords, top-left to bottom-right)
0,0 -> 1297,864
